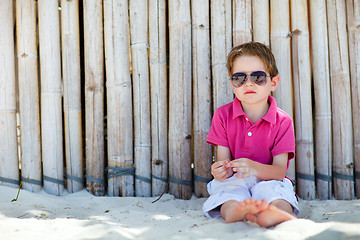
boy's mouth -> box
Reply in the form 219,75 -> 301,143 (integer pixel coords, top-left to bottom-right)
245,90 -> 256,94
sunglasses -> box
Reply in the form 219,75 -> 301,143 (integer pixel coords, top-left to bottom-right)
231,71 -> 271,88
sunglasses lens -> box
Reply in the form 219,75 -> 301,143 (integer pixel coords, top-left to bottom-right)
250,71 -> 268,86
231,72 -> 247,87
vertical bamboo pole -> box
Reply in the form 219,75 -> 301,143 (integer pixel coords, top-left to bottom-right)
291,0 -> 315,200
104,0 -> 134,197
327,0 -> 354,200
252,0 -> 269,46
61,0 -> 83,193
233,0 -> 252,45
38,0 -> 64,196
16,0 -> 42,192
210,0 -> 233,111
0,0 -> 19,188
270,0 -> 295,180
130,0 -> 151,197
149,0 -> 168,197
84,0 -> 105,196
310,0 -> 332,200
169,0 -> 192,199
192,0 -> 212,198
347,0 -> 360,198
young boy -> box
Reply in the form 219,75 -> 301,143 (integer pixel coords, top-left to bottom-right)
203,42 -> 299,227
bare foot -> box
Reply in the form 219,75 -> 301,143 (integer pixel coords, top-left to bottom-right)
221,198 -> 263,223
254,204 -> 296,227
245,199 -> 268,223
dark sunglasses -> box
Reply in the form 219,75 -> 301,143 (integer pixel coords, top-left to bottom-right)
231,71 -> 271,88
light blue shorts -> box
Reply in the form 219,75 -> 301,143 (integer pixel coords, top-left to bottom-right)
203,176 -> 299,218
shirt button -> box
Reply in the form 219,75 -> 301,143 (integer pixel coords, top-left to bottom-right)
248,132 -> 252,136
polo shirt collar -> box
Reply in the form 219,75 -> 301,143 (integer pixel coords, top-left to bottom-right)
232,95 -> 277,124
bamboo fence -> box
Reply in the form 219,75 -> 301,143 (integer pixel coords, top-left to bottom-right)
1,0 -> 360,200
309,0 -> 332,200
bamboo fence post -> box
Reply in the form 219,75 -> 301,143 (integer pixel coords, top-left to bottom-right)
233,0 -> 252,45
270,0 -> 295,180
347,0 -> 360,198
149,0 -> 168,196
210,0 -> 233,111
130,0 -> 152,197
104,0 -> 134,197
169,0 -> 192,199
16,0 -> 42,192
61,0 -> 83,193
84,0 -> 105,196
291,0 -> 315,200
192,0 -> 212,198
327,0 -> 354,200
310,0 -> 332,200
0,0 -> 19,188
252,0 -> 269,46
38,0 -> 64,196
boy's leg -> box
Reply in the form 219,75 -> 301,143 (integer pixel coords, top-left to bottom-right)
220,198 -> 267,223
247,199 -> 296,227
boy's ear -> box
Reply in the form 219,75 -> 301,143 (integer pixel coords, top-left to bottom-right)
270,75 -> 280,91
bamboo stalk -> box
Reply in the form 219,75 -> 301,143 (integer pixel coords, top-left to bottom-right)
16,0 -> 42,192
168,0 -> 192,199
210,0 -> 233,111
130,0 -> 151,197
83,0 -> 105,196
310,0 -> 332,200
327,0 -> 354,200
104,0 -> 134,197
291,0 -> 315,200
149,0 -> 168,197
233,0 -> 252,45
0,0 -> 19,188
61,0 -> 83,193
38,0 -> 64,196
270,0 -> 295,180
192,0 -> 212,198
346,0 -> 360,198
252,0 -> 269,46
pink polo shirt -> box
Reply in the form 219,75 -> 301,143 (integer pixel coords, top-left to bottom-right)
207,95 -> 295,166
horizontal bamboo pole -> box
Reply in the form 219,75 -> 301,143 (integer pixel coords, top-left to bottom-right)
0,0 -> 19,188
61,0 -> 83,193
327,0 -> 354,200
310,0 -> 332,200
149,0 -> 168,197
104,0 -> 134,197
84,0 -> 105,196
16,0 -> 42,192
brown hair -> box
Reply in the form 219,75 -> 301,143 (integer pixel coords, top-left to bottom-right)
226,42 -> 279,78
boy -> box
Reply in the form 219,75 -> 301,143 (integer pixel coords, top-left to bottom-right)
203,42 -> 299,227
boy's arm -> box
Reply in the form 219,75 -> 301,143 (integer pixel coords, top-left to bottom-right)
230,153 -> 288,181
211,146 -> 233,181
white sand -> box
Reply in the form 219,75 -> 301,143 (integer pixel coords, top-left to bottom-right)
1,185 -> 360,240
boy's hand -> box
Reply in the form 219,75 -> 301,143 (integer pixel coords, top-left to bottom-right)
230,158 -> 257,178
211,159 -> 232,181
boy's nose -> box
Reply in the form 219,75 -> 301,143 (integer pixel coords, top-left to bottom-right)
243,75 -> 254,86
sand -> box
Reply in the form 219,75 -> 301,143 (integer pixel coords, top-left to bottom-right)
1,185 -> 360,240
